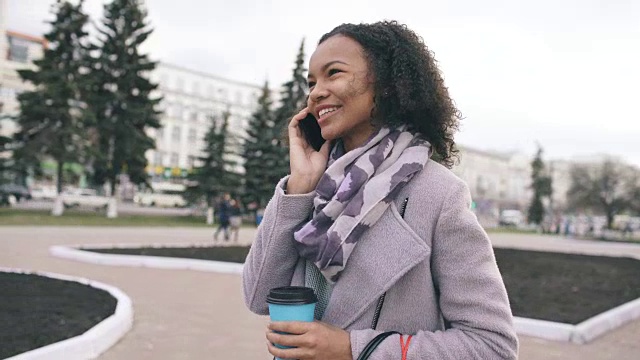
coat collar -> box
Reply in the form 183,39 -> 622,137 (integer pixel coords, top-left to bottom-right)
321,201 -> 430,328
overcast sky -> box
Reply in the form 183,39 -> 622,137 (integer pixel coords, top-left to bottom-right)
6,0 -> 640,166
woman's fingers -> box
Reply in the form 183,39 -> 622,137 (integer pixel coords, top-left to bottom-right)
265,321 -> 352,360
269,321 -> 313,334
288,108 -> 309,127
288,108 -> 308,142
265,331 -> 300,348
267,340 -> 309,360
319,138 -> 331,158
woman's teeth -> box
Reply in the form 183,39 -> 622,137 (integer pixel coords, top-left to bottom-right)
319,107 -> 338,117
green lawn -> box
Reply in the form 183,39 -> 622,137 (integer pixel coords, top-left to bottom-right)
486,226 -> 538,235
0,209 -> 210,227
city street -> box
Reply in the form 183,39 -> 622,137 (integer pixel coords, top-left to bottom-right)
1,226 -> 639,359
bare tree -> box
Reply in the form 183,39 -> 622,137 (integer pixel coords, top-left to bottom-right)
567,159 -> 640,229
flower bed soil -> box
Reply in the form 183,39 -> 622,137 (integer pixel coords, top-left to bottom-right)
89,246 -> 640,325
90,245 -> 250,264
495,248 -> 640,324
0,272 -> 117,359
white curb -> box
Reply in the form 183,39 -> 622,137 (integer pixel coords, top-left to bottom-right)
514,296 -> 640,344
50,244 -> 244,275
1,268 -> 133,360
572,297 -> 640,344
513,317 -> 574,342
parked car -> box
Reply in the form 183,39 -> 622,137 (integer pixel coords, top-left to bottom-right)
30,185 -> 57,201
0,183 -> 31,202
134,182 -> 187,208
61,188 -> 109,209
499,209 -> 524,226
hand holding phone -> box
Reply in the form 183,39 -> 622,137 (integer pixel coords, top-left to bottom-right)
298,113 -> 325,151
286,109 -> 329,194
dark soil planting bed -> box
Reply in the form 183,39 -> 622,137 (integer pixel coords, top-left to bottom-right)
88,246 -> 640,325
0,272 -> 117,359
89,245 -> 251,264
494,248 -> 640,324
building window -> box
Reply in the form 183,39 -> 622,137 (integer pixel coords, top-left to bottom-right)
171,153 -> 179,167
156,127 -> 164,140
219,88 -> 228,101
159,74 -> 169,89
8,37 -> 31,63
187,128 -> 197,142
171,126 -> 181,141
189,110 -> 198,122
176,78 -> 184,92
192,82 -> 200,96
187,155 -> 196,169
235,91 -> 243,105
248,92 -> 258,105
0,87 -> 18,99
154,151 -> 164,166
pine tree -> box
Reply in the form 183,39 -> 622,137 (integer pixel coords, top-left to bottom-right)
88,0 -> 160,195
242,81 -> 279,208
527,145 -> 553,225
0,122 -> 10,184
271,39 -> 308,179
187,111 -> 241,206
13,0 -> 92,193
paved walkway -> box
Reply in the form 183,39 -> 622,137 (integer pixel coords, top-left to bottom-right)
1,226 -> 639,359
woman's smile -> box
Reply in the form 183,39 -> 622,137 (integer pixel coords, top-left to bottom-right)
317,106 -> 342,125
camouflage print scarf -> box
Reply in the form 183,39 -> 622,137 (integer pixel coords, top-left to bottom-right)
293,126 -> 431,283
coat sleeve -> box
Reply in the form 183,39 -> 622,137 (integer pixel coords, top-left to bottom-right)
349,179 -> 519,359
242,176 -> 316,315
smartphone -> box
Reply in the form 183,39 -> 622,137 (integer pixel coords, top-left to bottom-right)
298,113 -> 325,151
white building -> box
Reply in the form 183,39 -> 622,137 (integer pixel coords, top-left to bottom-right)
146,63 -> 262,180
547,159 -> 573,211
0,0 -> 46,137
452,146 -> 532,226
1,0 -> 263,183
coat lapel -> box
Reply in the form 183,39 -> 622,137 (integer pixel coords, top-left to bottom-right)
322,202 -> 430,328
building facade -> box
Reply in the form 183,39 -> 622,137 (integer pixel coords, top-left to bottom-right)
0,0 -> 46,137
146,63 -> 262,180
451,146 -> 532,226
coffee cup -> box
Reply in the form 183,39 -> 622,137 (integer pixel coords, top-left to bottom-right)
267,286 -> 317,357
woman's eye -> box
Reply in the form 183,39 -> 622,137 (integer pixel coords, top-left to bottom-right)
307,82 -> 316,89
328,69 -> 342,76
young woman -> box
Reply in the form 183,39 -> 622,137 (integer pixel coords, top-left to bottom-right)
243,21 -> 518,360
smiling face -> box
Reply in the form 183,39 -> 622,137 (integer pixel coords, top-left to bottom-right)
307,35 -> 377,152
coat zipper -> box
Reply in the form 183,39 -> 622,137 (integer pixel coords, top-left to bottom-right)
371,197 -> 409,330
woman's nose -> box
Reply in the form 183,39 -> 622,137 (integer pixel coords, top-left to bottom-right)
309,83 -> 329,103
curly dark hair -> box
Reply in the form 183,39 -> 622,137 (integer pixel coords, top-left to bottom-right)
319,21 -> 461,168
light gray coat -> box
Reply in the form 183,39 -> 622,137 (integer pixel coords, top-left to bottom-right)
242,161 -> 519,359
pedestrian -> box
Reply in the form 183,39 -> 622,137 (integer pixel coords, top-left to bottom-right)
623,221 -> 633,238
242,21 -> 518,359
228,198 -> 242,243
213,193 -> 231,241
